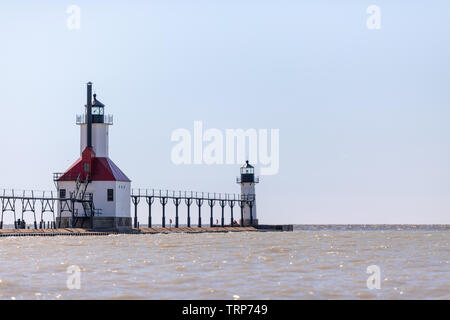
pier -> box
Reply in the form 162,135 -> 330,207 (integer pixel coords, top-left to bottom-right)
0,227 -> 259,237
0,188 -> 254,230
0,188 -> 291,235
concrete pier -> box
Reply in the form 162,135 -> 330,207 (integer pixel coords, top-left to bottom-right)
0,228 -> 111,237
0,226 -> 258,237
0,225 -> 293,237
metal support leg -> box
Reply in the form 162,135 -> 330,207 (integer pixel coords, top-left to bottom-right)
185,198 -> 192,228
219,200 -> 225,227
132,196 -> 140,229
146,196 -> 154,228
196,198 -> 203,228
173,198 -> 181,228
160,197 -> 168,228
208,199 -> 215,228
229,201 -> 235,227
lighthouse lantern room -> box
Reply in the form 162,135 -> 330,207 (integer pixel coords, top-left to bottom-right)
55,82 -> 132,231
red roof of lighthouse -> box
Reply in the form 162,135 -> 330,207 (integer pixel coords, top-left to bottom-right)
58,156 -> 131,182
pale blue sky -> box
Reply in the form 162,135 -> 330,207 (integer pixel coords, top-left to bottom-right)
0,1 -> 449,224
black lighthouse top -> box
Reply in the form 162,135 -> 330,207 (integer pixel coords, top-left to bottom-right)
78,83 -> 112,129
89,94 -> 105,123
81,82 -> 112,149
239,160 -> 256,183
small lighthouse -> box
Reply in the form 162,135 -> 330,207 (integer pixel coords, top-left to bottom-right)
237,160 -> 259,226
55,82 -> 132,231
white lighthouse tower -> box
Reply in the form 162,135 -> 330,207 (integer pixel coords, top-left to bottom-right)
55,82 -> 132,231
237,160 -> 259,226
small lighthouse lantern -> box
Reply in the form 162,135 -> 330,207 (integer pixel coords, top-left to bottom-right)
239,160 -> 257,183
91,94 -> 105,123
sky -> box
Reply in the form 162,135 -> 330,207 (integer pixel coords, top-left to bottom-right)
0,0 -> 449,224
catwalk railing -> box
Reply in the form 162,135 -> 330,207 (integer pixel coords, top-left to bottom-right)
130,189 -> 256,229
0,188 -> 256,230
0,189 -> 64,229
0,189 -> 94,229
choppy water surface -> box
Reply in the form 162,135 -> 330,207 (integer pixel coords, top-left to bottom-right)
0,229 -> 448,299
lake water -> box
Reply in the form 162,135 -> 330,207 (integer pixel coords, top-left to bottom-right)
0,228 -> 448,299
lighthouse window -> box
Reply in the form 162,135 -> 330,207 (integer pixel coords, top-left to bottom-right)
92,107 -> 104,115
84,163 -> 90,172
59,189 -> 66,199
107,189 -> 114,202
